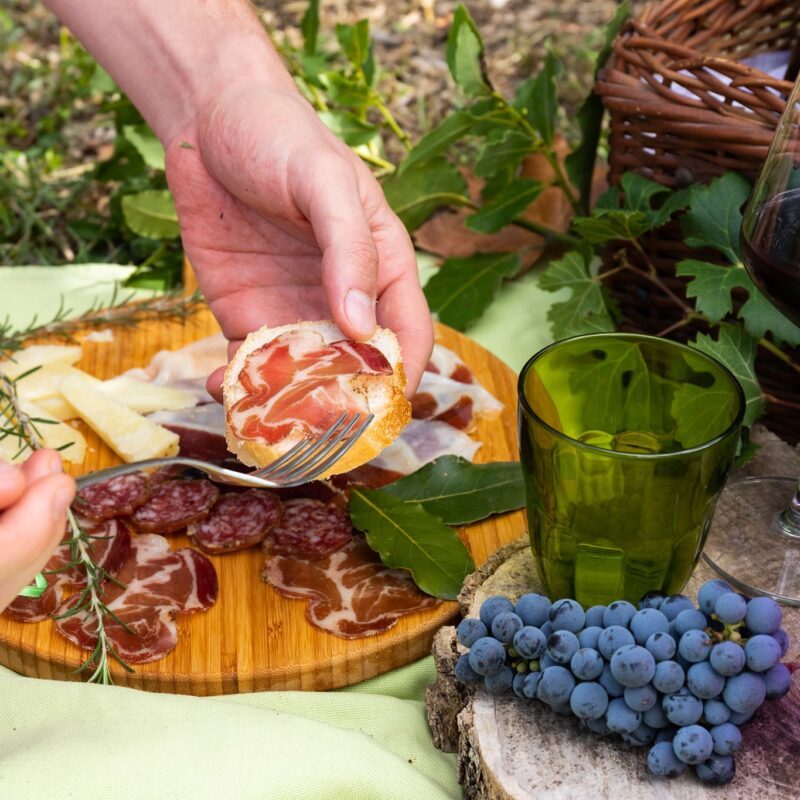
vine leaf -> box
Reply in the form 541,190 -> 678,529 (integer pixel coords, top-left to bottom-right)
424,252 -> 521,331
446,4 -> 490,97
466,178 -> 543,233
121,191 -> 180,239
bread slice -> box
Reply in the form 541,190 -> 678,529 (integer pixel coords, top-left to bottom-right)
223,321 -> 410,477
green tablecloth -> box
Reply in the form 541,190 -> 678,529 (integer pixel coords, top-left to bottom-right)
0,262 -> 559,800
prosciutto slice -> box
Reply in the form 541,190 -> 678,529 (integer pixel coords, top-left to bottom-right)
412,371 -> 502,431
262,536 -> 440,638
227,330 -> 393,445
55,534 -> 218,664
426,343 -> 476,383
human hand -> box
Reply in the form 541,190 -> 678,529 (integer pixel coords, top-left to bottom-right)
165,84 -> 433,398
0,451 -> 75,613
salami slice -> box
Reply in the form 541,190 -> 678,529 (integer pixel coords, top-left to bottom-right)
264,499 -> 352,559
128,479 -> 219,534
74,472 -> 152,521
188,490 -> 282,554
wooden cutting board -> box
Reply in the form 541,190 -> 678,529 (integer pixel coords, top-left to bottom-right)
0,306 -> 526,695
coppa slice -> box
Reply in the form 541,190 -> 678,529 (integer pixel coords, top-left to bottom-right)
128,478 -> 219,534
74,471 -> 152,521
263,498 -> 352,559
188,490 -> 282,554
223,321 -> 411,477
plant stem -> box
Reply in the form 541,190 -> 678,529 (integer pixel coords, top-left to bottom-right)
358,151 -> 396,173
371,95 -> 412,151
656,314 -> 702,338
758,337 -> 800,377
628,241 -> 694,314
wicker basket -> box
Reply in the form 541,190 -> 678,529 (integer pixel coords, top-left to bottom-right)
596,0 -> 800,443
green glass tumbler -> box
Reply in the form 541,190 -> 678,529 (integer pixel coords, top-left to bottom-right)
518,333 -> 745,607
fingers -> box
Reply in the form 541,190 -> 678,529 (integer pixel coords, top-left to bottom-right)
0,461 -> 26,509
21,448 -> 63,483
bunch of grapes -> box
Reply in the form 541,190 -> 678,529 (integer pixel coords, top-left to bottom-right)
454,579 -> 795,785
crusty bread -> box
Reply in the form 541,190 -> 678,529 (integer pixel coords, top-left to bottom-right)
223,320 -> 411,477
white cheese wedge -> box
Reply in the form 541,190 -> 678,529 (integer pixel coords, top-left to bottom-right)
0,400 -> 86,464
0,345 -> 82,379
60,373 -> 179,463
13,364 -> 82,402
98,375 -> 197,414
35,394 -> 76,421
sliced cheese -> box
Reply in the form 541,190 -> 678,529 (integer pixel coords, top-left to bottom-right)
60,373 -> 179,463
0,345 -> 82,379
13,364 -> 82,403
99,375 -> 197,414
35,394 -> 76,421
0,400 -> 86,464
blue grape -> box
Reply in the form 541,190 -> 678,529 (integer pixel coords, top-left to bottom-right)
598,663 -> 624,698
728,709 -> 756,726
662,688 -> 703,726
686,661 -> 725,699
678,629 -> 713,663
763,663 -> 792,701
514,593 -> 551,627
547,630 -> 580,665
624,683 -> 658,712
455,654 -> 481,684
610,645 -> 656,688
623,722 -> 658,747
745,596 -> 782,634
774,628 -> 789,657
479,595 -> 514,627
723,672 -> 766,714
655,726 -> 678,744
467,637 -> 506,676
584,716 -> 612,736
491,611 -> 523,644
521,671 -> 541,699
709,641 -> 745,676
602,600 -> 637,628
643,702 -> 669,729
645,631 -> 676,662
673,724 -> 713,765
630,608 -> 670,645
639,590 -> 667,610
551,701 -> 574,717
570,681 -> 609,720
539,653 -> 556,670
697,579 -> 733,615
710,722 -> 742,755
512,626 -> 546,659
696,754 -> 736,785
598,625 -> 635,660
672,608 -> 708,637
570,647 -> 604,681
548,598 -> 585,633
484,666 -> 514,694
512,673 -> 527,698
584,605 -> 606,628
715,592 -> 747,624
605,697 -> 641,734
652,661 -> 685,694
660,594 -> 694,621
457,618 -> 488,648
578,626 -> 603,650
744,633 -> 781,672
536,666 -> 575,706
647,741 -> 686,778
703,698 -> 731,726
540,621 -> 554,638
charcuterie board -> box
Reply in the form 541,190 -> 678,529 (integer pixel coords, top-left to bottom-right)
0,304 -> 525,695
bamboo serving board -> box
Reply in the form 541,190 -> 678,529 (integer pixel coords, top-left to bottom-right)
0,307 -> 525,695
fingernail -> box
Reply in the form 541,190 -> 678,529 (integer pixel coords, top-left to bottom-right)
52,485 -> 75,523
344,289 -> 376,339
48,453 -> 64,474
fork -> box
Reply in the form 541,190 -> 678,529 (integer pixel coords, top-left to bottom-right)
76,411 -> 374,490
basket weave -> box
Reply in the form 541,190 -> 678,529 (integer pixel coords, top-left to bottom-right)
596,0 -> 800,443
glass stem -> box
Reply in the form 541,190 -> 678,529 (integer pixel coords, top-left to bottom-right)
776,478 -> 800,538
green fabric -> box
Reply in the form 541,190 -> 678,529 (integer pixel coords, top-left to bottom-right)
0,261 -> 556,800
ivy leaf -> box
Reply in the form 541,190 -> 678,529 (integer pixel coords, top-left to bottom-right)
514,51 -> 560,145
474,129 -> 533,178
300,0 -> 320,55
382,159 -> 467,232
682,173 -> 751,263
318,110 -> 378,147
691,324 -> 765,427
539,250 -> 616,338
382,456 -> 525,525
121,191 -> 180,239
424,252 -> 521,331
349,488 -> 475,600
122,125 -> 164,171
446,4 -> 490,97
466,178 -> 543,233
402,110 -> 478,172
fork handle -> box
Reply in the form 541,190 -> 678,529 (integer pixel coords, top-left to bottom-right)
75,458 -> 194,489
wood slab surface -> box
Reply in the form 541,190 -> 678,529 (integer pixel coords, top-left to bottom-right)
0,305 -> 526,694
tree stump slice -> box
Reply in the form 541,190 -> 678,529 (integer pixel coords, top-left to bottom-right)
427,426 -> 800,799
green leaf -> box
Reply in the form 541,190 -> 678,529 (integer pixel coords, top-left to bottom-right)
402,110 -> 478,172
620,172 -> 669,213
514,51 -> 560,145
349,488 -> 475,599
382,159 -> 467,232
335,20 -> 374,83
671,380 -> 740,451
565,0 -> 630,211
382,456 -> 525,525
319,72 -> 371,109
424,252 -> 521,331
122,124 -> 165,170
301,0 -> 320,55
466,178 -> 543,233
691,324 -> 765,427
121,191 -> 180,239
572,209 -> 652,243
318,110 -> 378,147
474,129 -> 532,178
682,173 -> 751,263
539,250 -> 616,337
446,4 -> 489,97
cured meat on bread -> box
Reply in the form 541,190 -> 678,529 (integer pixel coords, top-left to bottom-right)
222,321 -> 411,477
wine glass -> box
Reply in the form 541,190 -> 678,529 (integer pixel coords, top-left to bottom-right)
702,75 -> 800,605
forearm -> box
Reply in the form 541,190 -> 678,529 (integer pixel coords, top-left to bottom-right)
43,0 -> 297,145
